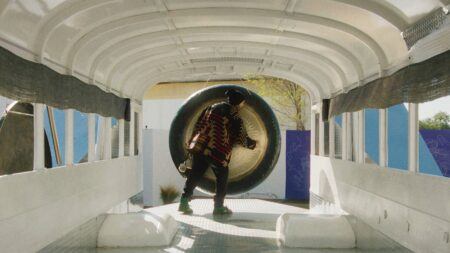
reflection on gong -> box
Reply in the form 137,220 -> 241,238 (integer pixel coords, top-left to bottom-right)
169,85 -> 281,194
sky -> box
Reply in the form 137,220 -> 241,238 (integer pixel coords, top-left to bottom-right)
418,96 -> 450,120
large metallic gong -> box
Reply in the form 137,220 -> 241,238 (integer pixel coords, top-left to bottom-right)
0,102 -> 52,175
169,85 -> 280,194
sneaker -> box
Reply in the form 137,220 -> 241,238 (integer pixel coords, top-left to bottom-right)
213,206 -> 233,215
178,196 -> 193,214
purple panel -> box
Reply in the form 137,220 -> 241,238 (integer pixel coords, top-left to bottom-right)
286,130 -> 310,200
420,130 -> 450,177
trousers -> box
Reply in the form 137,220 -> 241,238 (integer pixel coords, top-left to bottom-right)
181,153 -> 228,207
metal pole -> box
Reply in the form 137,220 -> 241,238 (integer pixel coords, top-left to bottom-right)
47,106 -> 62,165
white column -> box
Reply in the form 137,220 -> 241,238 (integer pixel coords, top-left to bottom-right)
33,103 -> 45,170
346,113 -> 353,161
329,116 -> 335,158
96,116 -> 105,160
310,112 -> 316,155
408,103 -> 419,173
65,109 -> 74,165
342,113 -> 348,160
138,110 -> 143,155
319,113 -> 325,156
87,113 -> 96,162
104,117 -> 112,160
379,109 -> 387,167
357,110 -> 365,163
129,106 -> 135,156
119,119 -> 125,157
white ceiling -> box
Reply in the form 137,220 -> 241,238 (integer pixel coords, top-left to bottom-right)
0,0 -> 448,102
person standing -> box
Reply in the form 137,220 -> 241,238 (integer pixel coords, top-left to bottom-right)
178,89 -> 257,215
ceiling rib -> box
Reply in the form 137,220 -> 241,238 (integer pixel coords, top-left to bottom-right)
83,27 -> 364,86
4,0 -> 428,101
104,41 -> 349,90
35,0 -> 411,61
62,8 -> 387,76
129,64 -> 325,101
118,54 -> 337,95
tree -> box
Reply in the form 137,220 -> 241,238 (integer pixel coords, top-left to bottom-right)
245,75 -> 308,130
419,112 -> 450,130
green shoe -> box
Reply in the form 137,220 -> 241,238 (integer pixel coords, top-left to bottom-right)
213,206 -> 233,215
178,196 -> 193,214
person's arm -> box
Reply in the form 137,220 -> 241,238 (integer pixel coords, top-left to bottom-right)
189,107 -> 209,142
235,118 -> 256,150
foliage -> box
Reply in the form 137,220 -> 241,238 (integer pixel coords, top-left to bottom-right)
160,185 -> 180,204
245,75 -> 308,130
419,112 -> 450,130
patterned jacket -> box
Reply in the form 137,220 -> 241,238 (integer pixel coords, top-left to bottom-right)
189,102 -> 256,167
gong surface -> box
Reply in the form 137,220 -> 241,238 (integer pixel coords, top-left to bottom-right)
169,85 -> 280,194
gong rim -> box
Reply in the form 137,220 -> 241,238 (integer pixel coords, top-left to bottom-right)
169,85 -> 281,195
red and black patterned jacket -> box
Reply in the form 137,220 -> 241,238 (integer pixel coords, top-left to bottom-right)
189,102 -> 256,167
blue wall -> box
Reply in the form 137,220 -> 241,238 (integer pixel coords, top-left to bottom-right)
286,130 -> 310,200
362,104 -> 444,176
387,104 -> 409,170
284,107 -> 448,200
420,130 -> 450,177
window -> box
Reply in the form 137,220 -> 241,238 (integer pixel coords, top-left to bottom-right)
365,109 -> 379,165
111,118 -> 119,158
418,96 -> 450,177
387,104 -> 408,170
0,98 -> 38,174
124,120 -> 130,156
44,107 -> 65,167
334,114 -> 343,159
73,111 -> 88,163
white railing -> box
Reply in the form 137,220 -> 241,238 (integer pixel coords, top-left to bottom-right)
0,156 -> 141,253
312,103 -> 421,173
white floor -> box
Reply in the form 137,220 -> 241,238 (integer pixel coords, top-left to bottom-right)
96,199 -> 411,253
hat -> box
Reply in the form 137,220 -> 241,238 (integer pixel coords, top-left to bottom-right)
225,89 -> 246,105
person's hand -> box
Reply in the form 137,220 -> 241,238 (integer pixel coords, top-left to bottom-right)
248,139 -> 257,150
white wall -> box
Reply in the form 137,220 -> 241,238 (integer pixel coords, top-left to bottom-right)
143,128 -> 286,206
143,129 -> 186,206
0,157 -> 141,253
311,156 -> 450,253
143,99 -> 185,130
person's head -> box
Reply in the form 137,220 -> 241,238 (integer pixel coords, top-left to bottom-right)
225,89 -> 246,108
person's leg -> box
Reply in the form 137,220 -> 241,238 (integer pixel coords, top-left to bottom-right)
211,165 -> 232,215
179,154 -> 209,213
181,154 -> 209,199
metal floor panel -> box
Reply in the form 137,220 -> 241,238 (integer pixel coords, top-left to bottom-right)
97,199 -> 410,253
